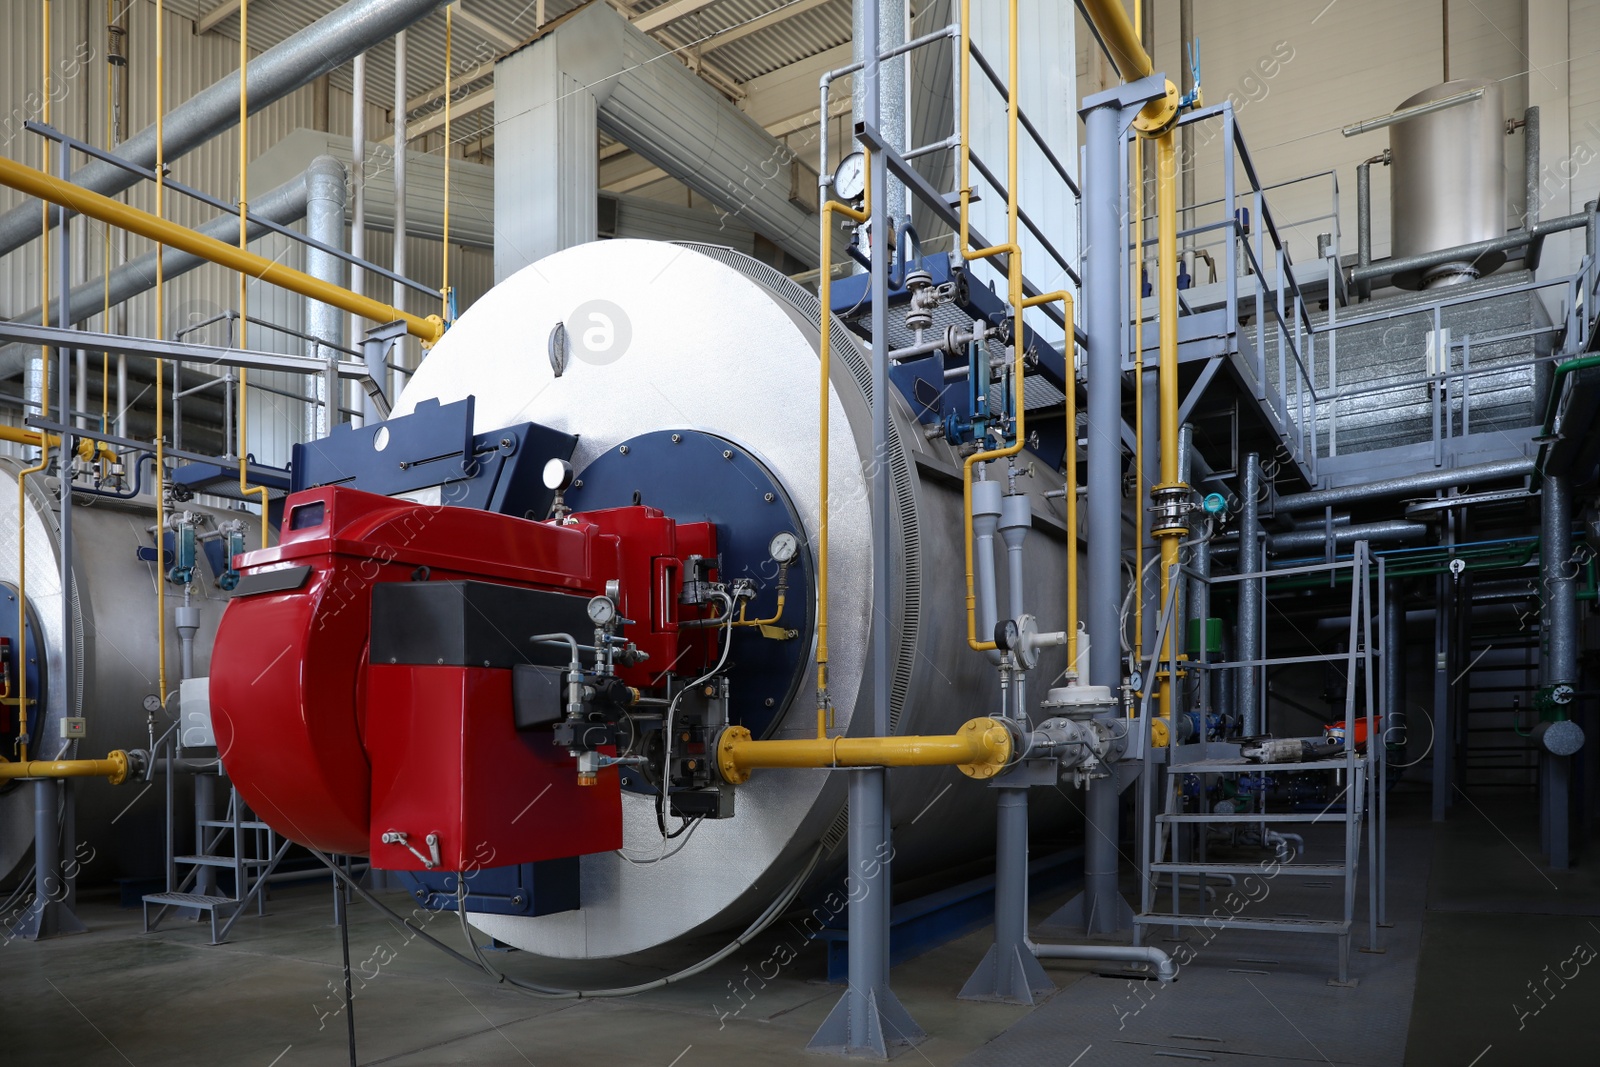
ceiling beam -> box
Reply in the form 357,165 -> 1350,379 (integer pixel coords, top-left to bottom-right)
194,0 -> 243,35
701,0 -> 833,54
448,1 -> 525,52
635,0 -> 724,34
394,85 -> 494,143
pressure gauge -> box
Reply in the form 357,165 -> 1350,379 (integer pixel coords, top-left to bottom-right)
768,531 -> 800,564
143,694 -> 164,713
543,458 -> 575,492
994,619 -> 1019,651
832,151 -> 866,202
587,596 -> 617,627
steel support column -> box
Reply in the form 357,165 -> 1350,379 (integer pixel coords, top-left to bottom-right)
1047,77 -> 1162,936
809,0 -> 921,1054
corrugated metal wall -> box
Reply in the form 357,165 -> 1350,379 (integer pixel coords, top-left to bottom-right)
0,1 -> 489,466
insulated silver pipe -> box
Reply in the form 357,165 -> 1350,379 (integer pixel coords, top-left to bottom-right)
0,0 -> 448,261
387,30 -> 409,413
304,157 -> 349,441
1541,475 -> 1578,687
1274,458 -> 1533,513
351,52 -> 368,423
1238,454 -> 1263,735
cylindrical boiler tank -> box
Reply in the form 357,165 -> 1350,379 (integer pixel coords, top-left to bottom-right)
1389,77 -> 1506,288
0,462 -> 262,884
391,240 -> 1075,959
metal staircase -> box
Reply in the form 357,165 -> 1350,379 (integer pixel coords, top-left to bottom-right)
1136,544 -> 1382,984
143,767 -> 291,945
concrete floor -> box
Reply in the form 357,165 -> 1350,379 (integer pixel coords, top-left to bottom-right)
3,789 -> 1594,1066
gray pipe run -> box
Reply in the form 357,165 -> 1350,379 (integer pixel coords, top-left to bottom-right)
0,172 -> 313,380
1274,457 -> 1534,513
0,0 -> 446,261
1081,94 -> 1126,937
1349,207 -> 1593,290
1266,520 -> 1428,555
1238,454 -> 1264,735
533,2 -> 820,267
1524,106 -> 1541,229
304,157 -> 348,442
1541,475 -> 1578,687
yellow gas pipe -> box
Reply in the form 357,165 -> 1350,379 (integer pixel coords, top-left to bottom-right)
816,152 -> 871,739
957,0 -> 1029,655
0,157 -> 445,347
1022,292 -> 1078,666
1150,131 -> 1185,725
0,427 -> 113,462
717,717 -> 1012,784
1080,0 -> 1187,739
0,751 -> 131,785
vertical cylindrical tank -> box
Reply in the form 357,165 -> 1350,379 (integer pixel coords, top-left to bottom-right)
1389,78 -> 1506,288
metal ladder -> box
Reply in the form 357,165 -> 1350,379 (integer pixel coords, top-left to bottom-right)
1135,543 -> 1381,984
142,766 -> 291,945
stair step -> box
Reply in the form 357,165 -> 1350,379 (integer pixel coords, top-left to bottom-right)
174,855 -> 271,868
1133,912 -> 1349,934
1151,862 -> 1346,876
197,820 -> 272,830
1157,812 -> 1357,823
142,892 -> 238,911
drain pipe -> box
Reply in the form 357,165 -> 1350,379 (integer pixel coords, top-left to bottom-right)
0,0 -> 448,261
303,156 -> 349,441
1026,938 -> 1178,982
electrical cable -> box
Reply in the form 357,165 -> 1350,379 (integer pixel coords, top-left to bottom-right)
304,841 -> 822,1002
657,590 -> 734,845
451,843 -> 822,999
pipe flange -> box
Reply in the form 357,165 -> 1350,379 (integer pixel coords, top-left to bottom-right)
1149,482 -> 1195,536
1133,80 -> 1181,135
715,725 -> 754,785
957,717 -> 1012,779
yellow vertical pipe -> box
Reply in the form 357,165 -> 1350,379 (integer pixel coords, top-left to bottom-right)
816,160 -> 870,738
441,4 -> 451,320
957,0 -> 1028,654
1153,130 -> 1183,726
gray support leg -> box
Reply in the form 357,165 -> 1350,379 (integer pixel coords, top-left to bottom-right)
961,786 -> 1053,1003
7,780 -> 88,940
1432,572 -> 1450,823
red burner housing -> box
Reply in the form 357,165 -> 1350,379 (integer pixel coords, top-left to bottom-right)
210,486 -> 714,868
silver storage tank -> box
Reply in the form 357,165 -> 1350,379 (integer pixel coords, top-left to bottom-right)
0,462 -> 262,885
392,240 -> 1076,959
1389,77 -> 1506,288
